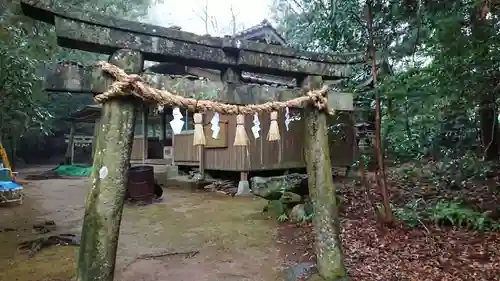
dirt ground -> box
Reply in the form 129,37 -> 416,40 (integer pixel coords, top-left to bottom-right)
5,166 -> 496,281
0,166 -> 283,281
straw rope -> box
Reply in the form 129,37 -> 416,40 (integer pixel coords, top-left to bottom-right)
93,61 -> 334,115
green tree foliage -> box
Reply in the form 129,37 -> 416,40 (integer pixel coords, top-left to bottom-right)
272,0 -> 500,162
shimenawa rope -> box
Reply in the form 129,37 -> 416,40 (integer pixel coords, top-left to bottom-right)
94,61 -> 334,146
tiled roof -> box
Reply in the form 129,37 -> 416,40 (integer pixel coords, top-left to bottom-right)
233,19 -> 286,45
235,19 -> 272,37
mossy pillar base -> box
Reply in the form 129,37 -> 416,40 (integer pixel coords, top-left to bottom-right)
76,49 -> 143,281
301,75 -> 350,280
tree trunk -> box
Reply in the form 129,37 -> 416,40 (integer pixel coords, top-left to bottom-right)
76,49 -> 143,281
365,0 -> 393,224
471,2 -> 498,161
479,99 -> 498,161
302,75 -> 350,280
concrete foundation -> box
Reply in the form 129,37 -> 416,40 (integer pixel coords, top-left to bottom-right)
235,180 -> 251,196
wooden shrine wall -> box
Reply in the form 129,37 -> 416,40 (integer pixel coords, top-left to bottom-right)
173,109 -> 355,172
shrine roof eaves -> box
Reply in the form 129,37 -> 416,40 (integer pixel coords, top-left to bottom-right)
233,19 -> 287,45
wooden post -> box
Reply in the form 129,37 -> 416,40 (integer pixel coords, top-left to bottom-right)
10,136 -> 16,171
65,122 -> 75,164
160,108 -> 167,145
240,172 -> 248,182
141,105 -> 148,164
198,113 -> 205,179
301,75 -> 349,280
71,138 -> 75,164
76,49 -> 142,281
198,146 -> 205,178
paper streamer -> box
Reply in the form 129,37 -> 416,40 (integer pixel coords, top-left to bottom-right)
210,112 -> 220,139
169,107 -> 185,135
251,113 -> 261,139
284,107 -> 291,131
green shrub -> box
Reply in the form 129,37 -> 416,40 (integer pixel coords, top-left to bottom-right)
392,153 -> 497,190
394,199 -> 500,231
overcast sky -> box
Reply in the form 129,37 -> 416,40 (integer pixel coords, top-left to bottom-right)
145,0 -> 274,36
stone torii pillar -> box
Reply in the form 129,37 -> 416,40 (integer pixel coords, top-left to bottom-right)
76,49 -> 141,281
302,76 -> 348,277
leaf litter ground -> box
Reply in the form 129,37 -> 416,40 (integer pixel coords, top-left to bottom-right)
276,173 -> 500,281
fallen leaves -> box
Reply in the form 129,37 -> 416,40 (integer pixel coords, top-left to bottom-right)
276,174 -> 500,281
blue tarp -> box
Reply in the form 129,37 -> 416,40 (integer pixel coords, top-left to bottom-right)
0,181 -> 23,191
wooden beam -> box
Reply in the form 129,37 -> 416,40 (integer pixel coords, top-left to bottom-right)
20,0 -> 363,78
45,64 -> 354,111
141,105 -> 148,163
160,110 -> 167,144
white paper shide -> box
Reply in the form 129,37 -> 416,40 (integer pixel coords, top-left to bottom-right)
284,107 -> 291,131
169,107 -> 185,135
210,112 -> 220,139
285,107 -> 301,131
251,113 -> 261,139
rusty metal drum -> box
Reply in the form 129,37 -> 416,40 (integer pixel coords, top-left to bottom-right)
127,165 -> 155,203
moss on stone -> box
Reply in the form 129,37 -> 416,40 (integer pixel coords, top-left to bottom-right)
76,49 -> 142,281
302,76 -> 349,280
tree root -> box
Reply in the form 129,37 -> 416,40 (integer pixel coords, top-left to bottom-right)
136,250 -> 200,260
2,220 -> 56,234
18,234 -> 80,257
0,227 -> 17,232
25,170 -> 61,180
33,220 -> 56,234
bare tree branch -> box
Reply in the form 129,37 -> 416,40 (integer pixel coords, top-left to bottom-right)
192,0 -> 211,34
229,4 -> 237,36
192,1 -> 244,36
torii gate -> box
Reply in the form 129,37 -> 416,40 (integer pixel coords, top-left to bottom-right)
21,1 -> 365,280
